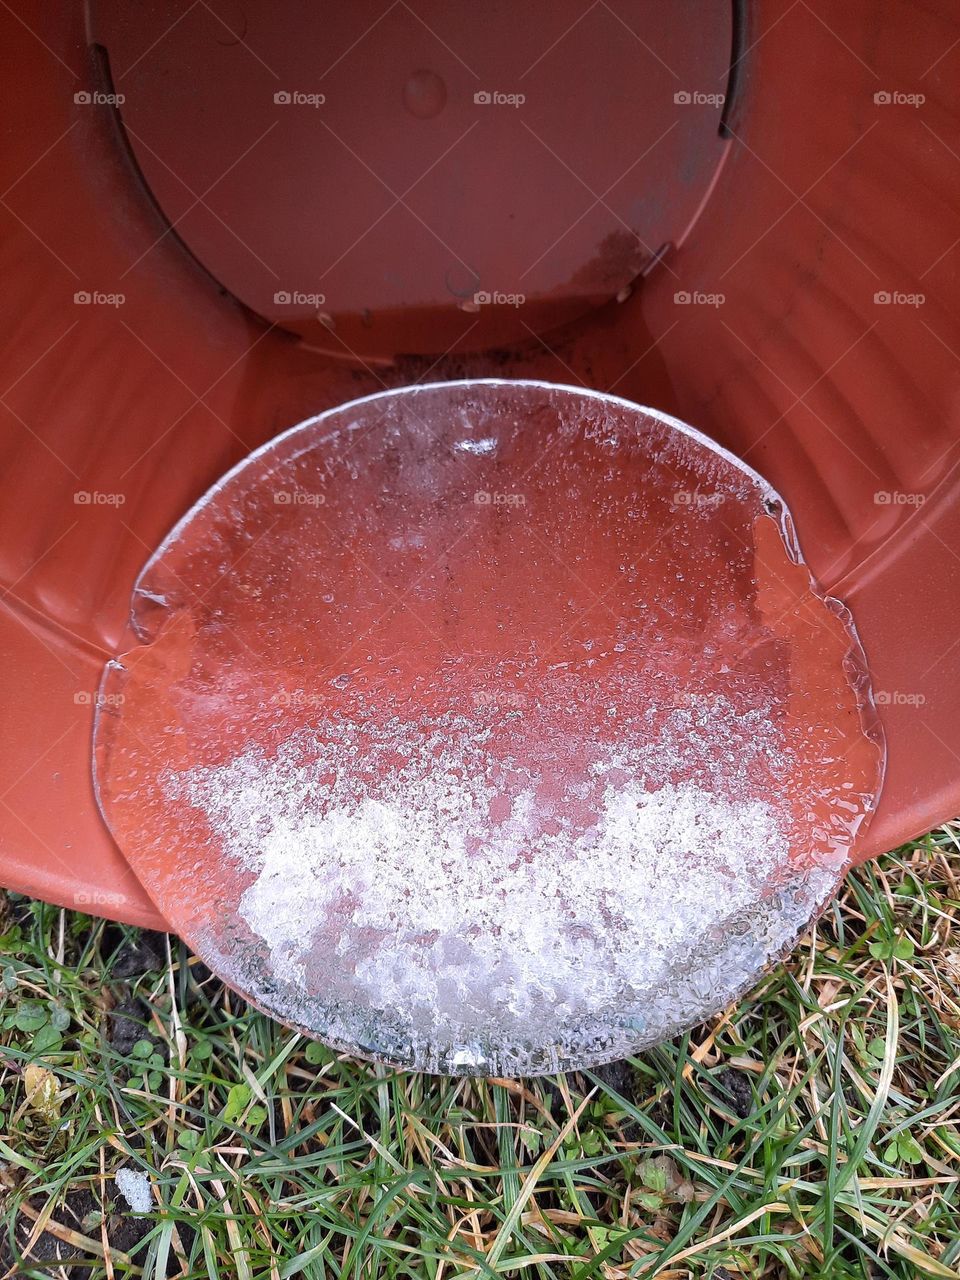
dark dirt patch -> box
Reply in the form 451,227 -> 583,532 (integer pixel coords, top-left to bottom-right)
108,992 -> 151,1055
2,1185 -> 155,1276
111,928 -> 167,978
714,1066 -> 754,1119
575,1058 -> 643,1141
586,1057 -> 636,1101
105,1204 -> 154,1257
540,1058 -> 637,1115
2,890 -> 40,930
0,1178 -> 197,1276
4,1188 -> 98,1270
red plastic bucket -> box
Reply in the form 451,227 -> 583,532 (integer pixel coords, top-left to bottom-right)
0,2 -> 956,1066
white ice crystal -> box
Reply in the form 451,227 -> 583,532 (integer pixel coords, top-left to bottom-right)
115,1167 -> 152,1214
168,692 -> 844,1071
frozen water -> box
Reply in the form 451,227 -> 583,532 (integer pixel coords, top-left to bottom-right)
93,381 -> 884,1074
166,695 -> 839,1068
115,1167 -> 152,1214
455,436 -> 497,455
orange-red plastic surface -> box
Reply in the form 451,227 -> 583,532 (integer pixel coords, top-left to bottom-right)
0,0 -> 958,930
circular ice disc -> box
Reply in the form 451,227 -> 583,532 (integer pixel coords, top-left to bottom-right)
94,382 -> 883,1074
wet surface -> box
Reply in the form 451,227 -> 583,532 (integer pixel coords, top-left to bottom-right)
94,382 -> 884,1074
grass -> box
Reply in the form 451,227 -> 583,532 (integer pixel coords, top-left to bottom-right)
1,825 -> 959,1279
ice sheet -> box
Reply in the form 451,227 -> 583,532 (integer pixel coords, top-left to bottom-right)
94,381 -> 884,1074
